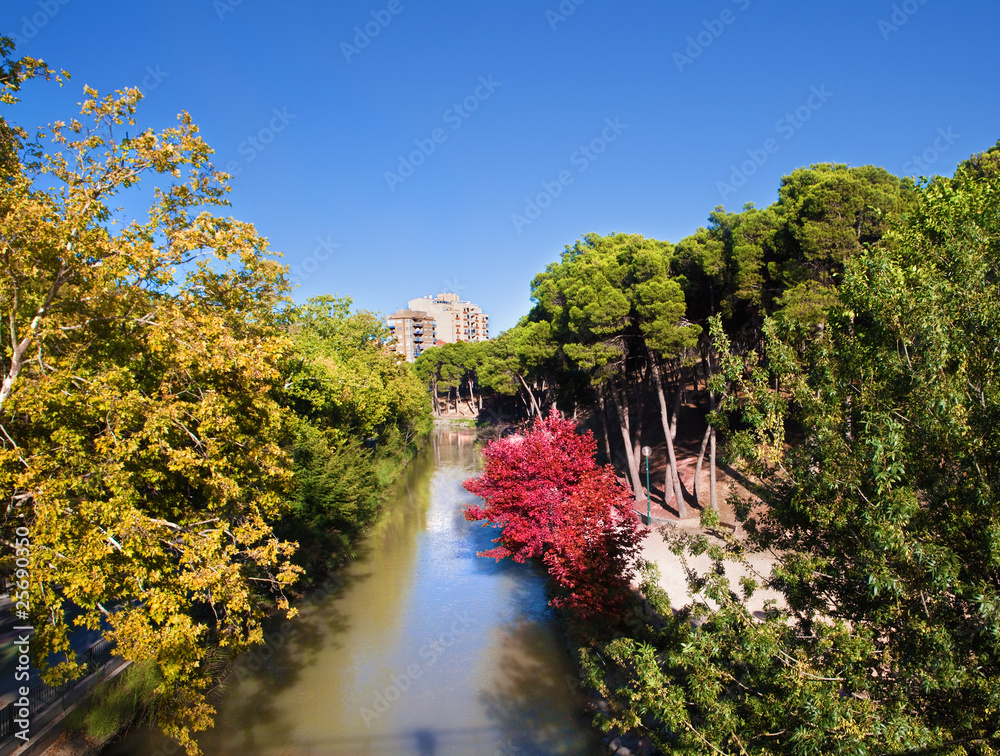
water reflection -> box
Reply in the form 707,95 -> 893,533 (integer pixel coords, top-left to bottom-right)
104,428 -> 601,756
478,620 -> 599,755
414,728 -> 436,755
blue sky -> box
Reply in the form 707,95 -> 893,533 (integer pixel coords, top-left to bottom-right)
5,0 -> 998,333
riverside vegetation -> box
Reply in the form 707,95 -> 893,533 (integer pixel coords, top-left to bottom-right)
0,41 -> 429,753
4,34 -> 1000,756
447,145 -> 1000,752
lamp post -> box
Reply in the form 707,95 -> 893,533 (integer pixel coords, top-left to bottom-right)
641,446 -> 652,524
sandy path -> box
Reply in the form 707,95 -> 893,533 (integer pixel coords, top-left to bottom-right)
636,525 -> 785,616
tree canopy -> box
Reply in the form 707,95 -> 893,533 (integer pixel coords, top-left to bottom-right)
580,151 -> 1000,754
0,43 -> 429,753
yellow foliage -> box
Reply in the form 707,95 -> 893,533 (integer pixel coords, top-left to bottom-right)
1,42 -> 301,753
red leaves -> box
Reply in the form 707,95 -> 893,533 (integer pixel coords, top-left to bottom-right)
544,466 -> 645,619
464,410 -> 645,619
463,410 -> 597,562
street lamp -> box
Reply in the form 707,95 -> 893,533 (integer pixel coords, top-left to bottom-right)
641,446 -> 652,524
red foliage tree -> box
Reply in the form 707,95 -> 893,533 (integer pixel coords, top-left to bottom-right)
544,466 -> 645,619
464,410 -> 646,619
463,410 -> 597,562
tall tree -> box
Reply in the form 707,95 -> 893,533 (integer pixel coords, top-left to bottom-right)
414,341 -> 480,416
584,149 -> 1000,754
631,242 -> 701,516
0,60 -> 300,752
528,234 -> 642,498
528,232 -> 699,512
512,320 -> 559,414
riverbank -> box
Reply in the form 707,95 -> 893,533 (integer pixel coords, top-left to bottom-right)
41,426 -> 433,756
93,427 -> 600,755
431,416 -> 478,426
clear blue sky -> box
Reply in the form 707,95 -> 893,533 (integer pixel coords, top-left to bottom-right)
5,1 -> 998,333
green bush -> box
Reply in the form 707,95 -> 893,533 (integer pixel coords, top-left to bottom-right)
65,660 -> 163,745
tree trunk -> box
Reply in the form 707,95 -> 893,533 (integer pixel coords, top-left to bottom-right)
693,423 -> 711,507
632,380 -> 645,484
709,389 -> 718,512
695,347 -> 728,513
465,377 -> 477,415
597,390 -> 613,465
649,352 -> 687,518
670,366 -> 682,441
610,387 -> 643,502
0,267 -> 68,414
701,349 -> 711,404
517,373 -> 541,416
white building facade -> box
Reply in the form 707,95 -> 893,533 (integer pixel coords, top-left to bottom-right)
387,292 -> 489,362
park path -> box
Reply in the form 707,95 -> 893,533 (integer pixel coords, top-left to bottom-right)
631,427 -> 785,616
636,525 -> 785,616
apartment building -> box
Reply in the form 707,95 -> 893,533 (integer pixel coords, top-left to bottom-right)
385,309 -> 436,362
387,292 -> 489,361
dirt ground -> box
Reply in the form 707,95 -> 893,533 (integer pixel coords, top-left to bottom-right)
42,732 -> 101,756
623,401 -> 750,527
611,400 -> 786,615
636,525 -> 784,615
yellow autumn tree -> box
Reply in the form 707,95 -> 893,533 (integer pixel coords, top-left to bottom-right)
0,40 -> 300,753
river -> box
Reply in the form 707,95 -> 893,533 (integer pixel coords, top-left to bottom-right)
104,427 -> 603,755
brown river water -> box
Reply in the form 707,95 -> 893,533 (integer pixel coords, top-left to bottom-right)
103,428 -> 603,755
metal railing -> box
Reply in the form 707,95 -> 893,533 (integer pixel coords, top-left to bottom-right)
0,639 -> 118,741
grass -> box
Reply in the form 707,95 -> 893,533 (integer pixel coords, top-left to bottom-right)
435,416 -> 479,426
64,660 -> 163,746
